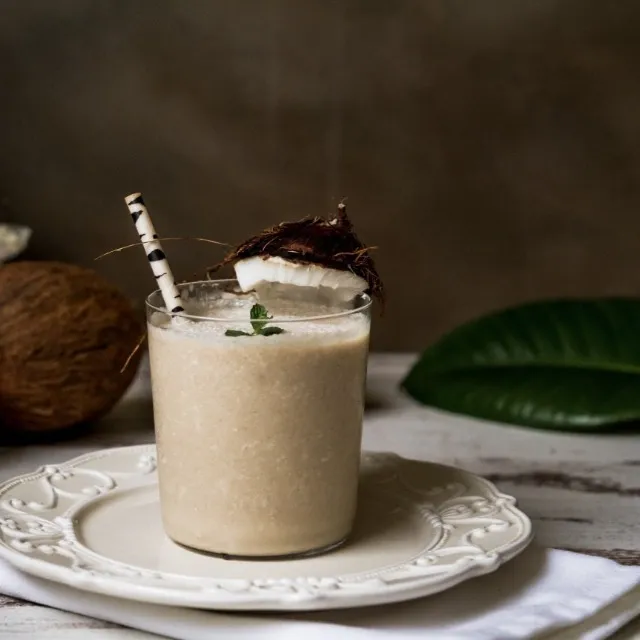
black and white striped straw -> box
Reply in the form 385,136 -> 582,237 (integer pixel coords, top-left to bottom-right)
124,192 -> 185,314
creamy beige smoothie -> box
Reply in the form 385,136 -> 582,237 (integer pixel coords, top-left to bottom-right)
147,281 -> 371,557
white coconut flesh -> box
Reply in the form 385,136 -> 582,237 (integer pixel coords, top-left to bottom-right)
234,255 -> 367,296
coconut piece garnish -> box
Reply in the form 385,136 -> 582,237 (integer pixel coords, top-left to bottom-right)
209,203 -> 383,302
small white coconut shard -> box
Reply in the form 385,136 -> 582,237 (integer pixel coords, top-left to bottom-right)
234,255 -> 367,295
0,224 -> 31,263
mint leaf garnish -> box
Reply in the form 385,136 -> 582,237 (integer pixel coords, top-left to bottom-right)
250,303 -> 272,334
225,329 -> 253,337
261,326 -> 285,336
225,304 -> 285,337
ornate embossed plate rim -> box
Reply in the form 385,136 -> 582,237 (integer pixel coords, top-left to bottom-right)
0,445 -> 533,611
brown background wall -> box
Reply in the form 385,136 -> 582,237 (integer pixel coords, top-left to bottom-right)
2,1 -> 640,350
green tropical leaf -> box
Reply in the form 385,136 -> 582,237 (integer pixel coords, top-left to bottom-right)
401,298 -> 640,431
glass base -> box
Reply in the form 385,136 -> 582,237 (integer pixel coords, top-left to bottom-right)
171,534 -> 348,561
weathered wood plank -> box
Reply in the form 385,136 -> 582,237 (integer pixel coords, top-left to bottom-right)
0,594 -> 28,607
0,604 -> 152,638
563,548 -> 640,566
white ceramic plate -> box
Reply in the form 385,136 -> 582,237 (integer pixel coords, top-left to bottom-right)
0,446 -> 532,611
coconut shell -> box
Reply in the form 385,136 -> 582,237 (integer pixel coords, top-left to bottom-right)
210,203 -> 384,302
0,261 -> 143,438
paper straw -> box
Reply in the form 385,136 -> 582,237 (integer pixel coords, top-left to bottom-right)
124,192 -> 185,314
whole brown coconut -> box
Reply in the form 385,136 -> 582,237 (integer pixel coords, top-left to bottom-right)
209,203 -> 384,302
0,261 -> 143,438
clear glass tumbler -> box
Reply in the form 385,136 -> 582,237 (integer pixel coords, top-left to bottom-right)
146,280 -> 371,558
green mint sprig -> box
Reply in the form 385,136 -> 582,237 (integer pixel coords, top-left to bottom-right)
225,304 -> 285,337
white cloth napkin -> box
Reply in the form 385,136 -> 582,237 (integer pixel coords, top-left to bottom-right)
1,547 -> 639,640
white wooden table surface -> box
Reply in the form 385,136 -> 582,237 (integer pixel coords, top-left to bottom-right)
1,354 -> 639,638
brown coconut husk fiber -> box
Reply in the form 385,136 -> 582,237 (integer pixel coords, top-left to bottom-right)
208,203 -> 384,302
0,261 -> 144,436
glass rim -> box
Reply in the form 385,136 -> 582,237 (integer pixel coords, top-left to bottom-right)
145,279 -> 373,323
